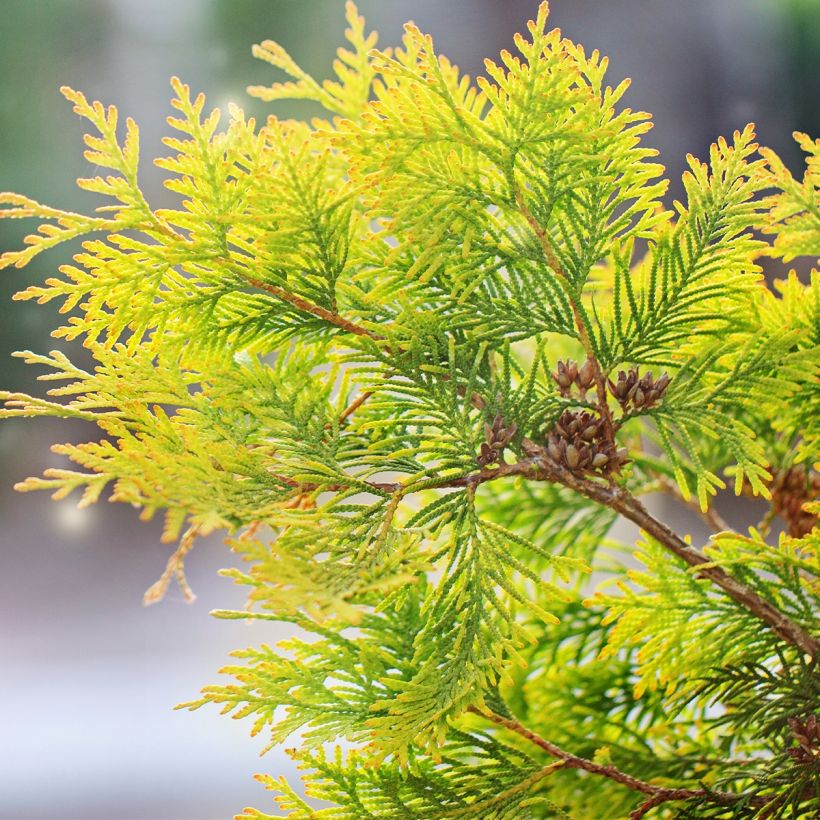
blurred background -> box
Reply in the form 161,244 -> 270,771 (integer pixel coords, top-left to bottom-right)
0,1 -> 817,818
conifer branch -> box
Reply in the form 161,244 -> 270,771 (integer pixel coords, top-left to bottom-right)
432,454 -> 819,657
654,473 -> 733,534
271,436 -> 816,656
266,471 -> 397,496
246,275 -> 490,414
514,189 -> 617,445
4,5 -> 818,815
245,276 -> 380,339
470,707 -> 765,816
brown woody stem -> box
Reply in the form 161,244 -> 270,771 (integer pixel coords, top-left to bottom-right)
553,460 -> 816,656
246,277 -> 381,339
655,474 -> 733,533
433,454 -> 818,656
470,707 -> 762,816
604,486 -> 819,657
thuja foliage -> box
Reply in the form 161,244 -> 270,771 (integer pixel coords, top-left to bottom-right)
1,4 -> 818,817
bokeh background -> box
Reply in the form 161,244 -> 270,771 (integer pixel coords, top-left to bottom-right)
1,1 -> 817,818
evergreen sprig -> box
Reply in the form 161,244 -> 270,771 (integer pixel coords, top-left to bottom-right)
2,3 -> 818,817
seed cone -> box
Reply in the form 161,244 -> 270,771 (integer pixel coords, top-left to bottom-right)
772,466 -> 820,538
577,358 -> 596,391
787,715 -> 820,765
552,359 -> 579,396
545,409 -> 628,476
608,367 -> 670,411
551,358 -> 598,399
477,413 -> 518,466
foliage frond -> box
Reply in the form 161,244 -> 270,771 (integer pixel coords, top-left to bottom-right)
757,132 -> 820,263
609,126 -> 767,368
248,2 -> 378,120
585,535 -> 782,699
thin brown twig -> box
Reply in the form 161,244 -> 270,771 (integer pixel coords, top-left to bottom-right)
246,276 -> 488,413
337,390 -> 373,425
520,450 -> 817,657
656,473 -> 733,533
470,706 -> 762,816
603,484 -> 818,657
246,276 -> 382,340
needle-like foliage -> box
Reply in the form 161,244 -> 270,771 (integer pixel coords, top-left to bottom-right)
1,3 -> 818,817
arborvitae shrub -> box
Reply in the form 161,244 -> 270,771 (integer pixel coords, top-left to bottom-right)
1,3 -> 818,817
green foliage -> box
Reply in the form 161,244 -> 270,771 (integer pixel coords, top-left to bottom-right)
758,132 -> 820,263
586,530 -> 816,699
2,3 -> 819,817
241,736 -> 563,820
606,127 -> 768,368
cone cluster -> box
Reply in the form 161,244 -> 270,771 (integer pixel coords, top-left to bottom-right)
787,715 -> 820,765
608,368 -> 670,412
478,413 -> 517,467
545,409 -> 628,476
772,466 -> 819,538
552,358 -> 597,400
